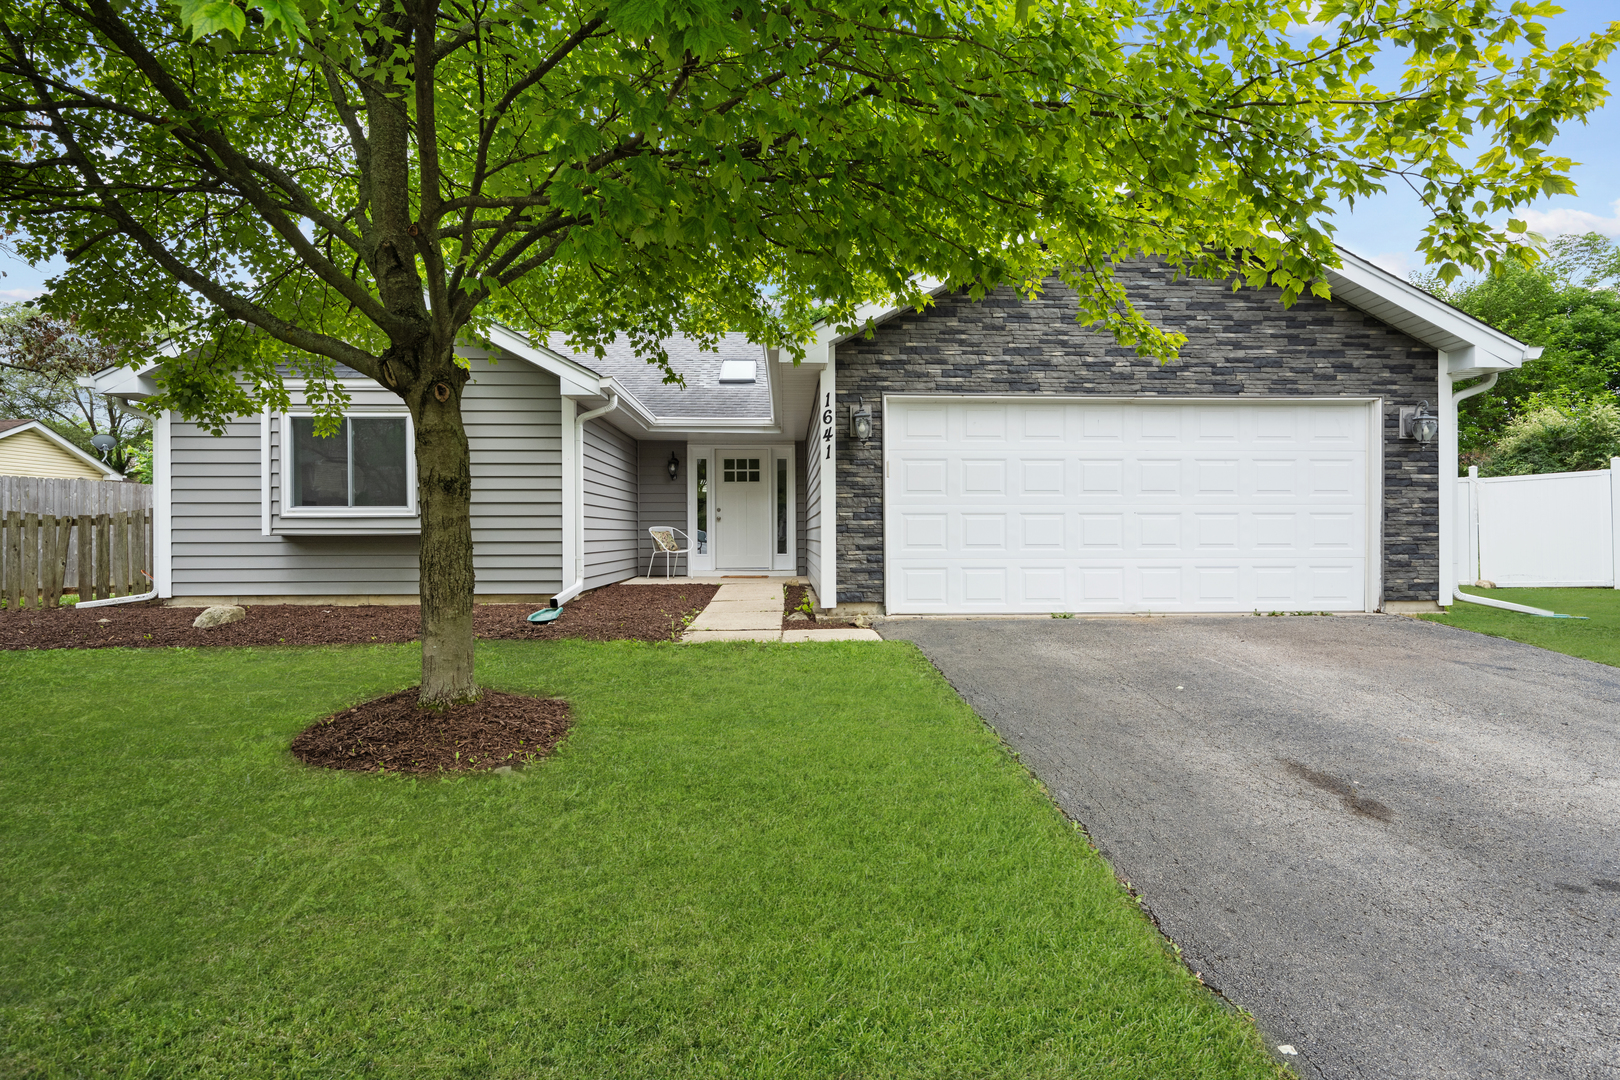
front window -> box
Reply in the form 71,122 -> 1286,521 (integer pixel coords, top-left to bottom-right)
290,416 -> 409,508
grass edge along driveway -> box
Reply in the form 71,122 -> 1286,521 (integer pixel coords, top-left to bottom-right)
0,640 -> 1288,1079
1422,586 -> 1620,668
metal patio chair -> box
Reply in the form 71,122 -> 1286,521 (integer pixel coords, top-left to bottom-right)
646,527 -> 691,578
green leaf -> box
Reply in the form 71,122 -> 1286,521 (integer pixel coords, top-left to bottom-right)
173,0 -> 246,41
251,0 -> 313,40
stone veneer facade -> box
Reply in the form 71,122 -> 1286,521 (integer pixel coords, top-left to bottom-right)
831,265 -> 1442,609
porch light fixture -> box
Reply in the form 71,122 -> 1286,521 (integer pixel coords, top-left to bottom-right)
667,451 -> 680,481
1400,401 -> 1440,446
850,399 -> 873,442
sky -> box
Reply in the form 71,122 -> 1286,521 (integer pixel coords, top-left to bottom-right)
1,1 -> 1616,303
1331,0 -> 1620,280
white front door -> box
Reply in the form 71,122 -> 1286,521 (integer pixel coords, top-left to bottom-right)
885,397 -> 1377,613
714,452 -> 772,570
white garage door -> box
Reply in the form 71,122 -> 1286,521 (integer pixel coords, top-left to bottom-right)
884,398 -> 1377,614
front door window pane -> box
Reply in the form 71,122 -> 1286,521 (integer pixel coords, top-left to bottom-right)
291,417 -> 349,506
352,418 -> 409,506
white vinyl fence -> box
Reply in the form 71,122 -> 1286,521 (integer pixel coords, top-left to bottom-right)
1455,459 -> 1620,588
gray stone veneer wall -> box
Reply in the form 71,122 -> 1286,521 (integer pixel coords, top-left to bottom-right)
833,266 -> 1441,607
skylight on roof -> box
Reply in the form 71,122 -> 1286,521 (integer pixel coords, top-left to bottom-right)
718,359 -> 756,383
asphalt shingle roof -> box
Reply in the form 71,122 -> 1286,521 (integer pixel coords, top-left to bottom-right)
565,332 -> 769,420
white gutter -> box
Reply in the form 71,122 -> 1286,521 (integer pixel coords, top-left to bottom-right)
550,393 -> 618,609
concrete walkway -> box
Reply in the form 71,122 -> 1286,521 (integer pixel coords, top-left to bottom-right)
681,581 -> 881,643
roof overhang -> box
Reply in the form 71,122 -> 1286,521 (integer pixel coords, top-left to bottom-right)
798,255 -> 1538,379
0,419 -> 123,478
1324,249 -> 1540,378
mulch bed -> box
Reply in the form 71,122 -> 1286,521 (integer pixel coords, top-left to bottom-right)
290,687 -> 572,774
0,582 -> 720,651
782,583 -> 858,630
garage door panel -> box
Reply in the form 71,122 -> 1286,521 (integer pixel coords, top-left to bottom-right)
1080,406 -> 1124,441
1136,459 -> 1182,496
1020,459 -> 1065,495
902,458 -> 947,495
886,400 -> 1372,613
1020,513 -> 1066,551
1022,405 -> 1065,441
899,513 -> 948,551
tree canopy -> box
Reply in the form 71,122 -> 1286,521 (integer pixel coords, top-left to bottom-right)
0,0 -> 1615,701
1417,232 -> 1620,465
0,302 -> 149,477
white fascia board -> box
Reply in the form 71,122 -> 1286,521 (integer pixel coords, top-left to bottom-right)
0,420 -> 123,478
1325,248 -> 1536,370
802,280 -> 949,364
93,365 -> 162,399
482,324 -> 607,392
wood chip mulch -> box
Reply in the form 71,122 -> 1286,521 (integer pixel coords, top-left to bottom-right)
0,582 -> 720,650
781,583 -> 857,630
290,687 -> 571,774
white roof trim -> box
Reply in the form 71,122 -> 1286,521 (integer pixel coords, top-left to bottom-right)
482,325 -> 608,399
802,253 -> 1537,376
0,420 -> 123,478
1323,249 -> 1537,376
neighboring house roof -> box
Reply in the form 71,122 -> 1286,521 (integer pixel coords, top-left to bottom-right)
0,419 -> 123,480
552,332 -> 772,421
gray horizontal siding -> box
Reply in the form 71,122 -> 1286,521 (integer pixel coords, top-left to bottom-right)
582,419 -> 638,589
170,351 -> 563,597
638,441 -> 688,576
804,421 -> 822,601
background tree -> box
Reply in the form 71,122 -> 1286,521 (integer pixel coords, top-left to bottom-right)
0,302 -> 150,478
0,0 -> 1615,704
1416,232 -> 1620,465
1473,395 -> 1620,476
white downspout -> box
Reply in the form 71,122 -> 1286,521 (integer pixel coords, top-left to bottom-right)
79,401 -> 167,608
1443,371 -> 1579,617
550,394 -> 618,609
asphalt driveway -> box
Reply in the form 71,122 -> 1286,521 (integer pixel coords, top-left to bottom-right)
879,614 -> 1620,1080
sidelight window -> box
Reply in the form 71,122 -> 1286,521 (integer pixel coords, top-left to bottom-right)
777,457 -> 787,555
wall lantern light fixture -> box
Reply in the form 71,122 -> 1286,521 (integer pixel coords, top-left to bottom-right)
667,452 -> 680,481
850,399 -> 873,442
1400,401 -> 1440,446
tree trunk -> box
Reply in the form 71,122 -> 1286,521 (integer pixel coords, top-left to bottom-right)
408,341 -> 477,707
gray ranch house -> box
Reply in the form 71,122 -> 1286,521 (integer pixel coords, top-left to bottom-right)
94,248 -> 1535,616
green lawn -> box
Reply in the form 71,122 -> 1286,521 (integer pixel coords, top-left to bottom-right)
1,641 -> 1284,1079
1424,587 -> 1620,667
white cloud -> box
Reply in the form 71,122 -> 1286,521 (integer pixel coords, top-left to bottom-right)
0,286 -> 43,301
1519,198 -> 1620,239
1364,250 -> 1417,279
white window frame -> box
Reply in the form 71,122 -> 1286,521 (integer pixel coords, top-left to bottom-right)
277,408 -> 418,518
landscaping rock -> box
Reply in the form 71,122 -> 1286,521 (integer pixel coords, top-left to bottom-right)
192,605 -> 247,629
786,611 -> 810,623
1475,580 -> 1497,589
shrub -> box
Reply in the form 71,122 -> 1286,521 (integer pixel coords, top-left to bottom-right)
1475,394 -> 1620,476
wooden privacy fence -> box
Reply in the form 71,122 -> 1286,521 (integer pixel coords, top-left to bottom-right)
0,509 -> 154,608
